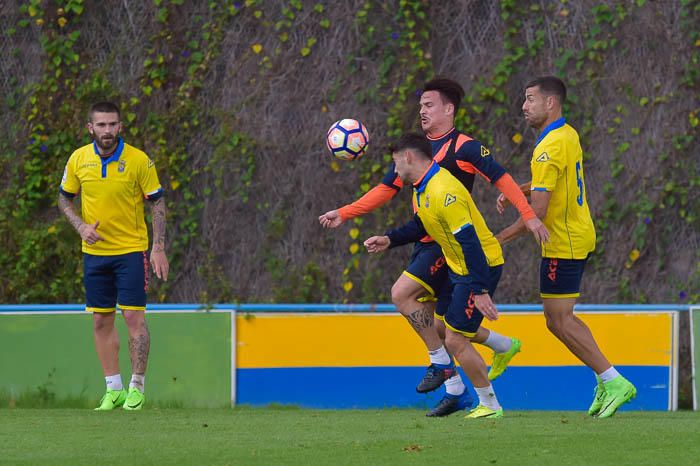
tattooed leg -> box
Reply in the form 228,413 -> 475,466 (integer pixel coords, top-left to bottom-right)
406,305 -> 435,333
392,274 -> 443,351
123,311 -> 150,375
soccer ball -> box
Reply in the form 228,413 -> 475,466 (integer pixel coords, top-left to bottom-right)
326,119 -> 369,161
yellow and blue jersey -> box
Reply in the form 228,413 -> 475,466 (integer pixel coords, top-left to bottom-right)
530,118 -> 596,259
60,138 -> 163,256
387,163 -> 503,293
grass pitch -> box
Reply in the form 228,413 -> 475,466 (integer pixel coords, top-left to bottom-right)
1,407 -> 699,465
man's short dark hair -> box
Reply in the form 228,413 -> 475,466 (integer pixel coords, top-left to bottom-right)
525,76 -> 567,104
422,77 -> 465,112
88,102 -> 120,122
392,133 -> 432,160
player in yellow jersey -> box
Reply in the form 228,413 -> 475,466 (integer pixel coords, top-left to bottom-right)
58,102 -> 169,411
365,134 -> 508,419
496,77 -> 636,418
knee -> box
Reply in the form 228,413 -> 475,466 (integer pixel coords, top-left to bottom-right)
391,282 -> 409,308
93,314 -> 114,333
545,314 -> 565,336
123,312 -> 147,332
444,330 -> 461,354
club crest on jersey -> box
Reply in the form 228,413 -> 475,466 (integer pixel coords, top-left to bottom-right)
118,160 -> 126,172
444,193 -> 456,207
536,152 -> 550,162
480,146 -> 490,157
425,194 -> 430,208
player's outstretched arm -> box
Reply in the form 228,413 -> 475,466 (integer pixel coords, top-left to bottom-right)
320,163 -> 402,229
493,176 -> 548,244
496,181 -> 531,214
148,197 -> 169,281
319,209 -> 343,228
364,235 -> 390,254
385,215 -> 427,248
496,189 -> 551,245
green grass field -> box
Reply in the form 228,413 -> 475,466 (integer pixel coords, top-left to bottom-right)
2,408 -> 699,465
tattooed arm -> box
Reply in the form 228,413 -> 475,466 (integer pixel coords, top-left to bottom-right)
148,197 -> 169,281
58,194 -> 104,245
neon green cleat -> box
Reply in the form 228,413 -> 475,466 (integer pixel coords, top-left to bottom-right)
588,377 -> 606,416
465,404 -> 504,419
94,388 -> 127,411
596,376 -> 636,418
123,387 -> 145,411
488,337 -> 521,381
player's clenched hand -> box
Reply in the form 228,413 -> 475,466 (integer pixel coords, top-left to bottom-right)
496,193 -> 510,214
474,293 -> 498,321
150,249 -> 169,281
364,235 -> 390,254
525,217 -> 549,244
319,209 -> 344,229
78,221 -> 104,245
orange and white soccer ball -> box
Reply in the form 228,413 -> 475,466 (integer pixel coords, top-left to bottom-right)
326,119 -> 369,161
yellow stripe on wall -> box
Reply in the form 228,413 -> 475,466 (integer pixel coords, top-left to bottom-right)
236,312 -> 673,368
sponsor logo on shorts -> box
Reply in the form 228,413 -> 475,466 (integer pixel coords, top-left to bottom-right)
430,257 -> 445,276
465,292 -> 475,319
548,258 -> 558,282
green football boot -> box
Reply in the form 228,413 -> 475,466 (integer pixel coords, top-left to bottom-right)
465,404 -> 504,419
123,387 -> 146,411
596,376 -> 636,418
488,337 -> 522,381
94,388 -> 127,411
588,377 -> 606,416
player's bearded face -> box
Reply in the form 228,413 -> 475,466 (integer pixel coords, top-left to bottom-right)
88,112 -> 122,153
522,87 -> 547,129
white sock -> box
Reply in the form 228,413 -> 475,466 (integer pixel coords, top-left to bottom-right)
475,385 -> 501,410
483,330 -> 512,353
105,374 -> 123,391
597,366 -> 620,383
428,345 -> 452,365
129,374 -> 145,391
444,374 -> 465,396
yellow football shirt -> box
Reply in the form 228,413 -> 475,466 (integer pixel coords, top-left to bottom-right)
60,138 -> 162,255
530,119 -> 596,259
413,164 -> 504,276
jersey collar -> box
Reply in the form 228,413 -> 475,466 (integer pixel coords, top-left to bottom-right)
93,137 -> 125,164
535,117 -> 566,146
426,127 -> 456,142
413,162 -> 440,207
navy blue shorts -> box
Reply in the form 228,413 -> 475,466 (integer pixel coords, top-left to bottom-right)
83,251 -> 149,312
402,242 -> 450,308
444,266 -> 503,337
539,257 -> 587,298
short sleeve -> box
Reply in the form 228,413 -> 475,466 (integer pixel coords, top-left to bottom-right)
59,154 -> 80,196
440,187 -> 473,234
139,156 -> 163,200
530,142 -> 563,192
